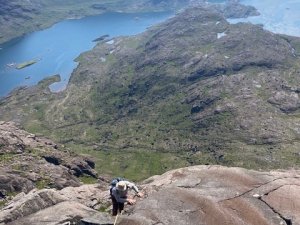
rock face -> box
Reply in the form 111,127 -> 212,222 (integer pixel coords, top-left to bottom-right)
0,121 -> 97,199
118,166 -> 300,225
0,184 -> 111,225
8,201 -> 98,225
0,165 -> 299,225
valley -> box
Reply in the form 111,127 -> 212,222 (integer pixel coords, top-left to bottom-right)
0,5 -> 299,180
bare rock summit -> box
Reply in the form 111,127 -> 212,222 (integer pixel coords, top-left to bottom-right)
0,165 -> 299,225
118,166 -> 300,225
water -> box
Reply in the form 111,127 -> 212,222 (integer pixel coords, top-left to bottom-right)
205,0 -> 300,37
207,0 -> 226,3
229,0 -> 300,37
0,11 -> 173,97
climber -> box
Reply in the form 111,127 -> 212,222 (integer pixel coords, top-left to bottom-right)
110,179 -> 143,216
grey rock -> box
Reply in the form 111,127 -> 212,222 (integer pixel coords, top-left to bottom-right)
80,213 -> 113,225
119,166 -> 300,225
0,189 -> 67,224
7,201 -> 98,225
268,91 -> 300,113
0,184 -> 110,224
0,121 -> 97,196
0,172 -> 35,195
1,166 -> 299,225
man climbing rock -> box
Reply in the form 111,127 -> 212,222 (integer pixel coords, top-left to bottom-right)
110,180 -> 143,216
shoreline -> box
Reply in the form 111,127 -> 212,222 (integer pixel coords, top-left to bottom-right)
0,1 -> 188,46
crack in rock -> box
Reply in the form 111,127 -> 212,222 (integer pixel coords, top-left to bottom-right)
218,186 -> 261,203
218,177 -> 300,203
177,181 -> 202,188
263,184 -> 293,196
258,196 -> 293,225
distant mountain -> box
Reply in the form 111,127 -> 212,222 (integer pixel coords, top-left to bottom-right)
141,0 -> 259,18
0,0 -> 154,44
0,0 -> 257,45
0,0 -> 104,44
0,5 -> 299,173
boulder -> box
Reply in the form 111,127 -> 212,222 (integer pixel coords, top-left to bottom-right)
0,184 -> 110,224
268,91 -> 300,113
7,201 -> 99,225
0,172 -> 35,196
58,184 -> 110,209
0,189 -> 67,224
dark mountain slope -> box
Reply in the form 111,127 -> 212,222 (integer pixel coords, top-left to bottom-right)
0,6 -> 300,175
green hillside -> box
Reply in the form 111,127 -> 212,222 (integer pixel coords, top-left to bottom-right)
1,6 -> 300,180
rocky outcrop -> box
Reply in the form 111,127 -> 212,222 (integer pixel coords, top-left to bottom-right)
1,165 -> 299,225
212,0 -> 259,19
117,166 -> 300,225
7,202 -> 101,225
0,184 -> 111,225
268,90 -> 300,113
80,213 -> 113,225
0,189 -> 67,224
0,121 -> 58,154
0,121 -> 97,198
0,173 -> 35,196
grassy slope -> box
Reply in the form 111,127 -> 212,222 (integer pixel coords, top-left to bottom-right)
1,7 -> 300,180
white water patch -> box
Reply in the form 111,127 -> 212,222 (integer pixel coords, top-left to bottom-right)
100,57 -> 106,62
217,32 -> 226,39
228,0 -> 300,37
54,53 -> 66,72
106,40 -> 115,45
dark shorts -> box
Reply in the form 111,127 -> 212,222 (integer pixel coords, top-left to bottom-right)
111,195 -> 124,216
